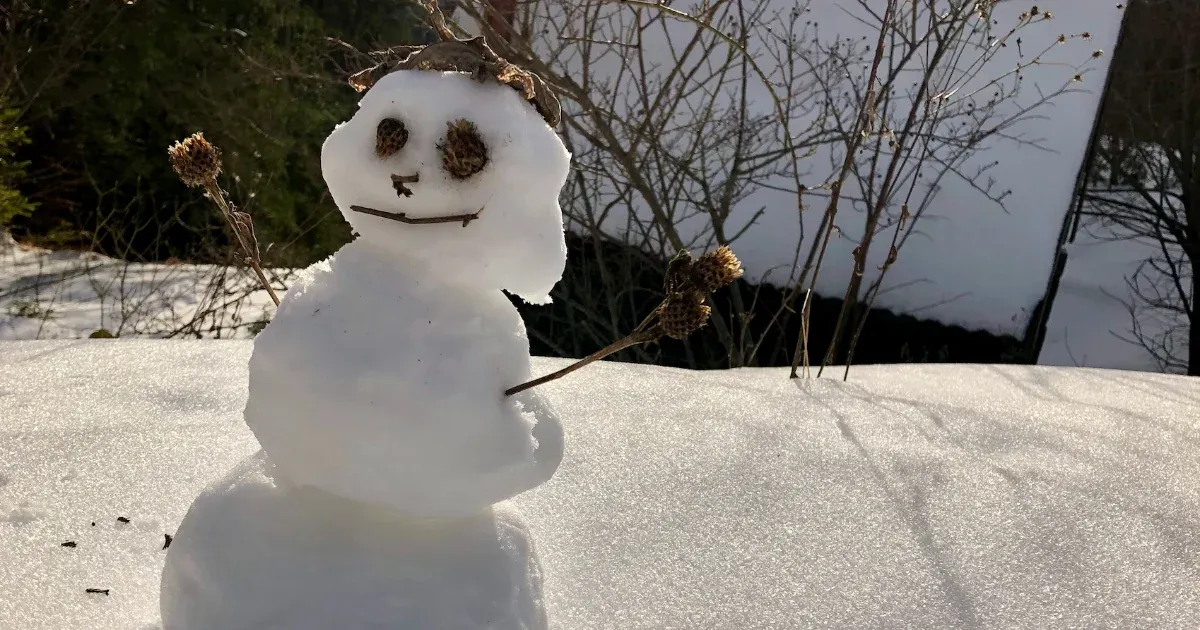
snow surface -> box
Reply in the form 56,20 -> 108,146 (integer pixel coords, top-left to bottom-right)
464,0 -> 1126,335
321,70 -> 570,304
0,231 -> 281,340
160,451 -> 547,630
244,240 -> 564,518
3,340 -> 1199,629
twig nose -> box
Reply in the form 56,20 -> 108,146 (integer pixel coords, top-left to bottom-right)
391,173 -> 419,198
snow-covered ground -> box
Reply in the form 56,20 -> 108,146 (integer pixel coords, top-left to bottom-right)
4,218 -> 1191,376
0,231 -> 285,340
2,340 -> 1198,629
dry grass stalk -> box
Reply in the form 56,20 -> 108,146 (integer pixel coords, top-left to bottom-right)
167,132 -> 281,307
505,246 -> 743,396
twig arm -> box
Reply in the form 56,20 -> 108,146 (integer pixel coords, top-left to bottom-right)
505,328 -> 661,396
203,182 -> 282,306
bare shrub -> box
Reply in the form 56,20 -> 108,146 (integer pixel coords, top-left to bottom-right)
449,0 -> 1099,376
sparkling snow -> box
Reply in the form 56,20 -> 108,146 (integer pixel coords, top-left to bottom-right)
2,340 -> 1198,629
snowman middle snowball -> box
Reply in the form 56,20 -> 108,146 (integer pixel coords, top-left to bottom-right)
242,70 -> 571,518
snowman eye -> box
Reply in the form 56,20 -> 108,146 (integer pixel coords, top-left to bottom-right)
438,119 -> 489,180
375,118 -> 409,159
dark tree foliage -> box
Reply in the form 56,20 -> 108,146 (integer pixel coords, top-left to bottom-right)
3,0 -> 426,265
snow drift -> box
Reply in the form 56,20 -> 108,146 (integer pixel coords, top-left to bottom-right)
1,340 -> 1197,629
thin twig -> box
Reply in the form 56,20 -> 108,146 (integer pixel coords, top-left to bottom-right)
350,204 -> 484,227
789,0 -> 899,379
421,0 -> 457,41
202,181 -> 281,306
798,288 -> 812,378
505,327 -> 662,396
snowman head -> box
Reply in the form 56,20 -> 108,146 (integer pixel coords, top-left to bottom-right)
321,70 -> 570,304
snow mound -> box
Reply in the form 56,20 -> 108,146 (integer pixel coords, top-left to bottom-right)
2,341 -> 1199,629
320,70 -> 570,304
160,450 -> 546,630
244,244 -> 564,518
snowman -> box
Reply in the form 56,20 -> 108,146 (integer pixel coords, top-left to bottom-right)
160,38 -> 571,629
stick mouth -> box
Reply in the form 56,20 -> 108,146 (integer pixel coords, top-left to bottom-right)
350,171 -> 486,228
350,205 -> 484,228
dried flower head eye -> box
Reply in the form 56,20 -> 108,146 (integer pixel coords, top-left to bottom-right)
376,118 -> 409,158
438,119 -> 488,180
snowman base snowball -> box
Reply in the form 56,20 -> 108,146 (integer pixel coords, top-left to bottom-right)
161,451 -> 548,630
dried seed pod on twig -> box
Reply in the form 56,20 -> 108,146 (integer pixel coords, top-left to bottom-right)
506,245 -> 743,396
167,132 -> 281,306
658,290 -> 711,340
168,133 -> 222,188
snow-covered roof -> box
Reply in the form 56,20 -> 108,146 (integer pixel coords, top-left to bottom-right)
1,340 -> 1198,628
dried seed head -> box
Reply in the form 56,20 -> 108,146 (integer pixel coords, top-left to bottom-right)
664,249 -> 694,294
376,118 -> 410,158
658,291 -> 711,340
692,245 -> 744,293
168,133 -> 222,188
439,119 -> 488,180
